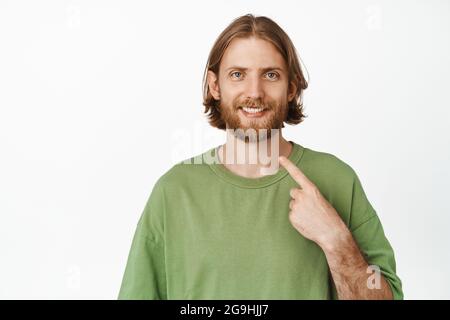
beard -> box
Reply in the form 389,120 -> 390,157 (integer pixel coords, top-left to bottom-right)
219,96 -> 288,143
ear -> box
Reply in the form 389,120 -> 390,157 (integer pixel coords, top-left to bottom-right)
287,80 -> 297,102
207,70 -> 221,100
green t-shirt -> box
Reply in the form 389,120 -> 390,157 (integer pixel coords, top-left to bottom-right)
118,142 -> 403,300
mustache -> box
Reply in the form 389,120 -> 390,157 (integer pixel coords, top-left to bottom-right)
235,100 -> 275,110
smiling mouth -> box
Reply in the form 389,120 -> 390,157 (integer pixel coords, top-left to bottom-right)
238,106 -> 269,118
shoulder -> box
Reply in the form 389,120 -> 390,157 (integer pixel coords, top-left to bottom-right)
152,148 -> 216,192
137,151 -> 212,234
300,145 -> 358,186
299,145 -> 376,228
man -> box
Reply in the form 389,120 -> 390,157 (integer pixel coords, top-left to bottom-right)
118,14 -> 403,300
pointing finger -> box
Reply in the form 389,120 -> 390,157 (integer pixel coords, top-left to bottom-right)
279,156 -> 312,189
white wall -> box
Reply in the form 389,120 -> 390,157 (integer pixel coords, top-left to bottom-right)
0,0 -> 449,299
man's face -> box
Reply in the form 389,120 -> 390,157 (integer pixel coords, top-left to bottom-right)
209,37 -> 295,141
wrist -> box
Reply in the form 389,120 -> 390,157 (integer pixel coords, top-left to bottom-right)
319,223 -> 353,254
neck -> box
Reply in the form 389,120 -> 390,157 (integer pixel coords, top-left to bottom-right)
217,129 -> 293,178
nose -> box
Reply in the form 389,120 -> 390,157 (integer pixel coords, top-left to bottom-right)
244,75 -> 264,101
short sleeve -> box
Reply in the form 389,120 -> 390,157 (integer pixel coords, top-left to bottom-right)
118,182 -> 167,300
351,213 -> 404,300
330,170 -> 403,300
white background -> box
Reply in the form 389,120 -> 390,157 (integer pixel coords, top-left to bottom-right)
1,0 -> 449,299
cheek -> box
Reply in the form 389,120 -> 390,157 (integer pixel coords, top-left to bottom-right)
219,83 -> 239,100
264,83 -> 289,98
219,81 -> 288,106
220,94 -> 236,108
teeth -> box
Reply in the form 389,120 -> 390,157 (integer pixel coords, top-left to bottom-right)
242,107 -> 265,113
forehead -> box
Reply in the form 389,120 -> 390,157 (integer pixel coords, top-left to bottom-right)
220,37 -> 287,71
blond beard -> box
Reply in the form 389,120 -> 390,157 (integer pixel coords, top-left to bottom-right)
219,98 -> 287,143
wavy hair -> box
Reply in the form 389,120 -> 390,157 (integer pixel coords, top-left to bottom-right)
202,14 -> 309,130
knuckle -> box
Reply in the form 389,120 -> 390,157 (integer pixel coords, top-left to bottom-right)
311,186 -> 321,196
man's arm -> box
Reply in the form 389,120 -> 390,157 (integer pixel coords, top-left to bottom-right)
279,156 -> 395,300
118,181 -> 167,300
321,226 -> 393,299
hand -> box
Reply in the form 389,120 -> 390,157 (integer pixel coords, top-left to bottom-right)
279,156 -> 349,249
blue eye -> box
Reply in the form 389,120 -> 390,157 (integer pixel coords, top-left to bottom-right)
230,71 -> 242,79
266,72 -> 279,80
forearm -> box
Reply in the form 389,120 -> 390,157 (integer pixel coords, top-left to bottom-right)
320,228 -> 393,300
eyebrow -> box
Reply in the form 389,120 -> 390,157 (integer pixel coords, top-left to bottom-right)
225,66 -> 285,73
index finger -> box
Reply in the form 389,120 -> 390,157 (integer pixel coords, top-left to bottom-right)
279,156 -> 312,188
